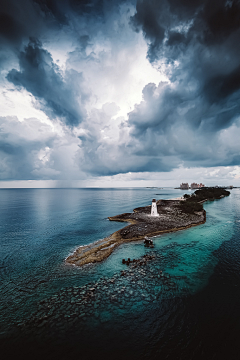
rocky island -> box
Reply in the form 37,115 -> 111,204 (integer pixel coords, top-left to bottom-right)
66,187 -> 230,267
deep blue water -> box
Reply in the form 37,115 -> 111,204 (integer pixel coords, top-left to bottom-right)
0,187 -> 240,360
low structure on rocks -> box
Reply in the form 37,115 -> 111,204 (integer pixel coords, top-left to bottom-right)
144,237 -> 154,248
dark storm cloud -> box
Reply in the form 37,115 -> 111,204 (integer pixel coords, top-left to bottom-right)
0,0 -> 53,50
131,0 -> 240,61
127,78 -> 240,169
0,12 -> 25,45
130,0 -> 166,61
71,0 -> 240,176
0,0 -> 131,56
168,0 -> 203,10
204,64 -> 240,102
34,0 -> 130,25
35,0 -> 103,22
1,0 -> 138,180
0,139 -> 41,180
1,0 -> 131,126
7,38 -> 85,126
125,0 -> 240,171
0,0 -> 79,41
129,82 -> 183,134
78,134 -> 174,176
34,0 -> 69,25
166,31 -> 187,46
203,0 -> 240,43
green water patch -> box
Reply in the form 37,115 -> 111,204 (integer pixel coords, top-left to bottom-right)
95,196 -> 235,296
153,197 -> 235,293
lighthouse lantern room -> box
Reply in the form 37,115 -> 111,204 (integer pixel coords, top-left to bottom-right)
151,199 -> 159,216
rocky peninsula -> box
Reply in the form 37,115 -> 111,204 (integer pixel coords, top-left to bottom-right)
66,187 -> 230,267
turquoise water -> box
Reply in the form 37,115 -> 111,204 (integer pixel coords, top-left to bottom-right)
0,187 -> 239,359
0,188 -> 185,326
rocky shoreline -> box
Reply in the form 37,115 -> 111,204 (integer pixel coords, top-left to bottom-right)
65,199 -> 206,267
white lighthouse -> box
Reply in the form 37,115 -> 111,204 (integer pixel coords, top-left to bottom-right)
151,199 -> 159,216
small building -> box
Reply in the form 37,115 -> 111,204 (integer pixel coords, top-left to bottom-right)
180,183 -> 189,190
151,199 -> 159,216
191,182 -> 205,189
191,182 -> 199,189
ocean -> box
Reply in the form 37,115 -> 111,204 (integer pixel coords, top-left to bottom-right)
0,187 -> 240,360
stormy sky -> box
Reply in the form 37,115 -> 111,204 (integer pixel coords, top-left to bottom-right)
1,0 -> 240,187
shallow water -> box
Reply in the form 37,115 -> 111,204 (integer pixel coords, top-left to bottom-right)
0,187 -> 240,360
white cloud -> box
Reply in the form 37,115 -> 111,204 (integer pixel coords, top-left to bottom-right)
0,84 -> 51,124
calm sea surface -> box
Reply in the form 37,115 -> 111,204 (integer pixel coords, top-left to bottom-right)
0,187 -> 240,360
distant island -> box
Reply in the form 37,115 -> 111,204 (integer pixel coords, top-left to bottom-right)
175,183 -> 234,190
66,187 -> 230,267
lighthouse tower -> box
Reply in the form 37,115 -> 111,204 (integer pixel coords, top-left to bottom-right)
151,199 -> 159,216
